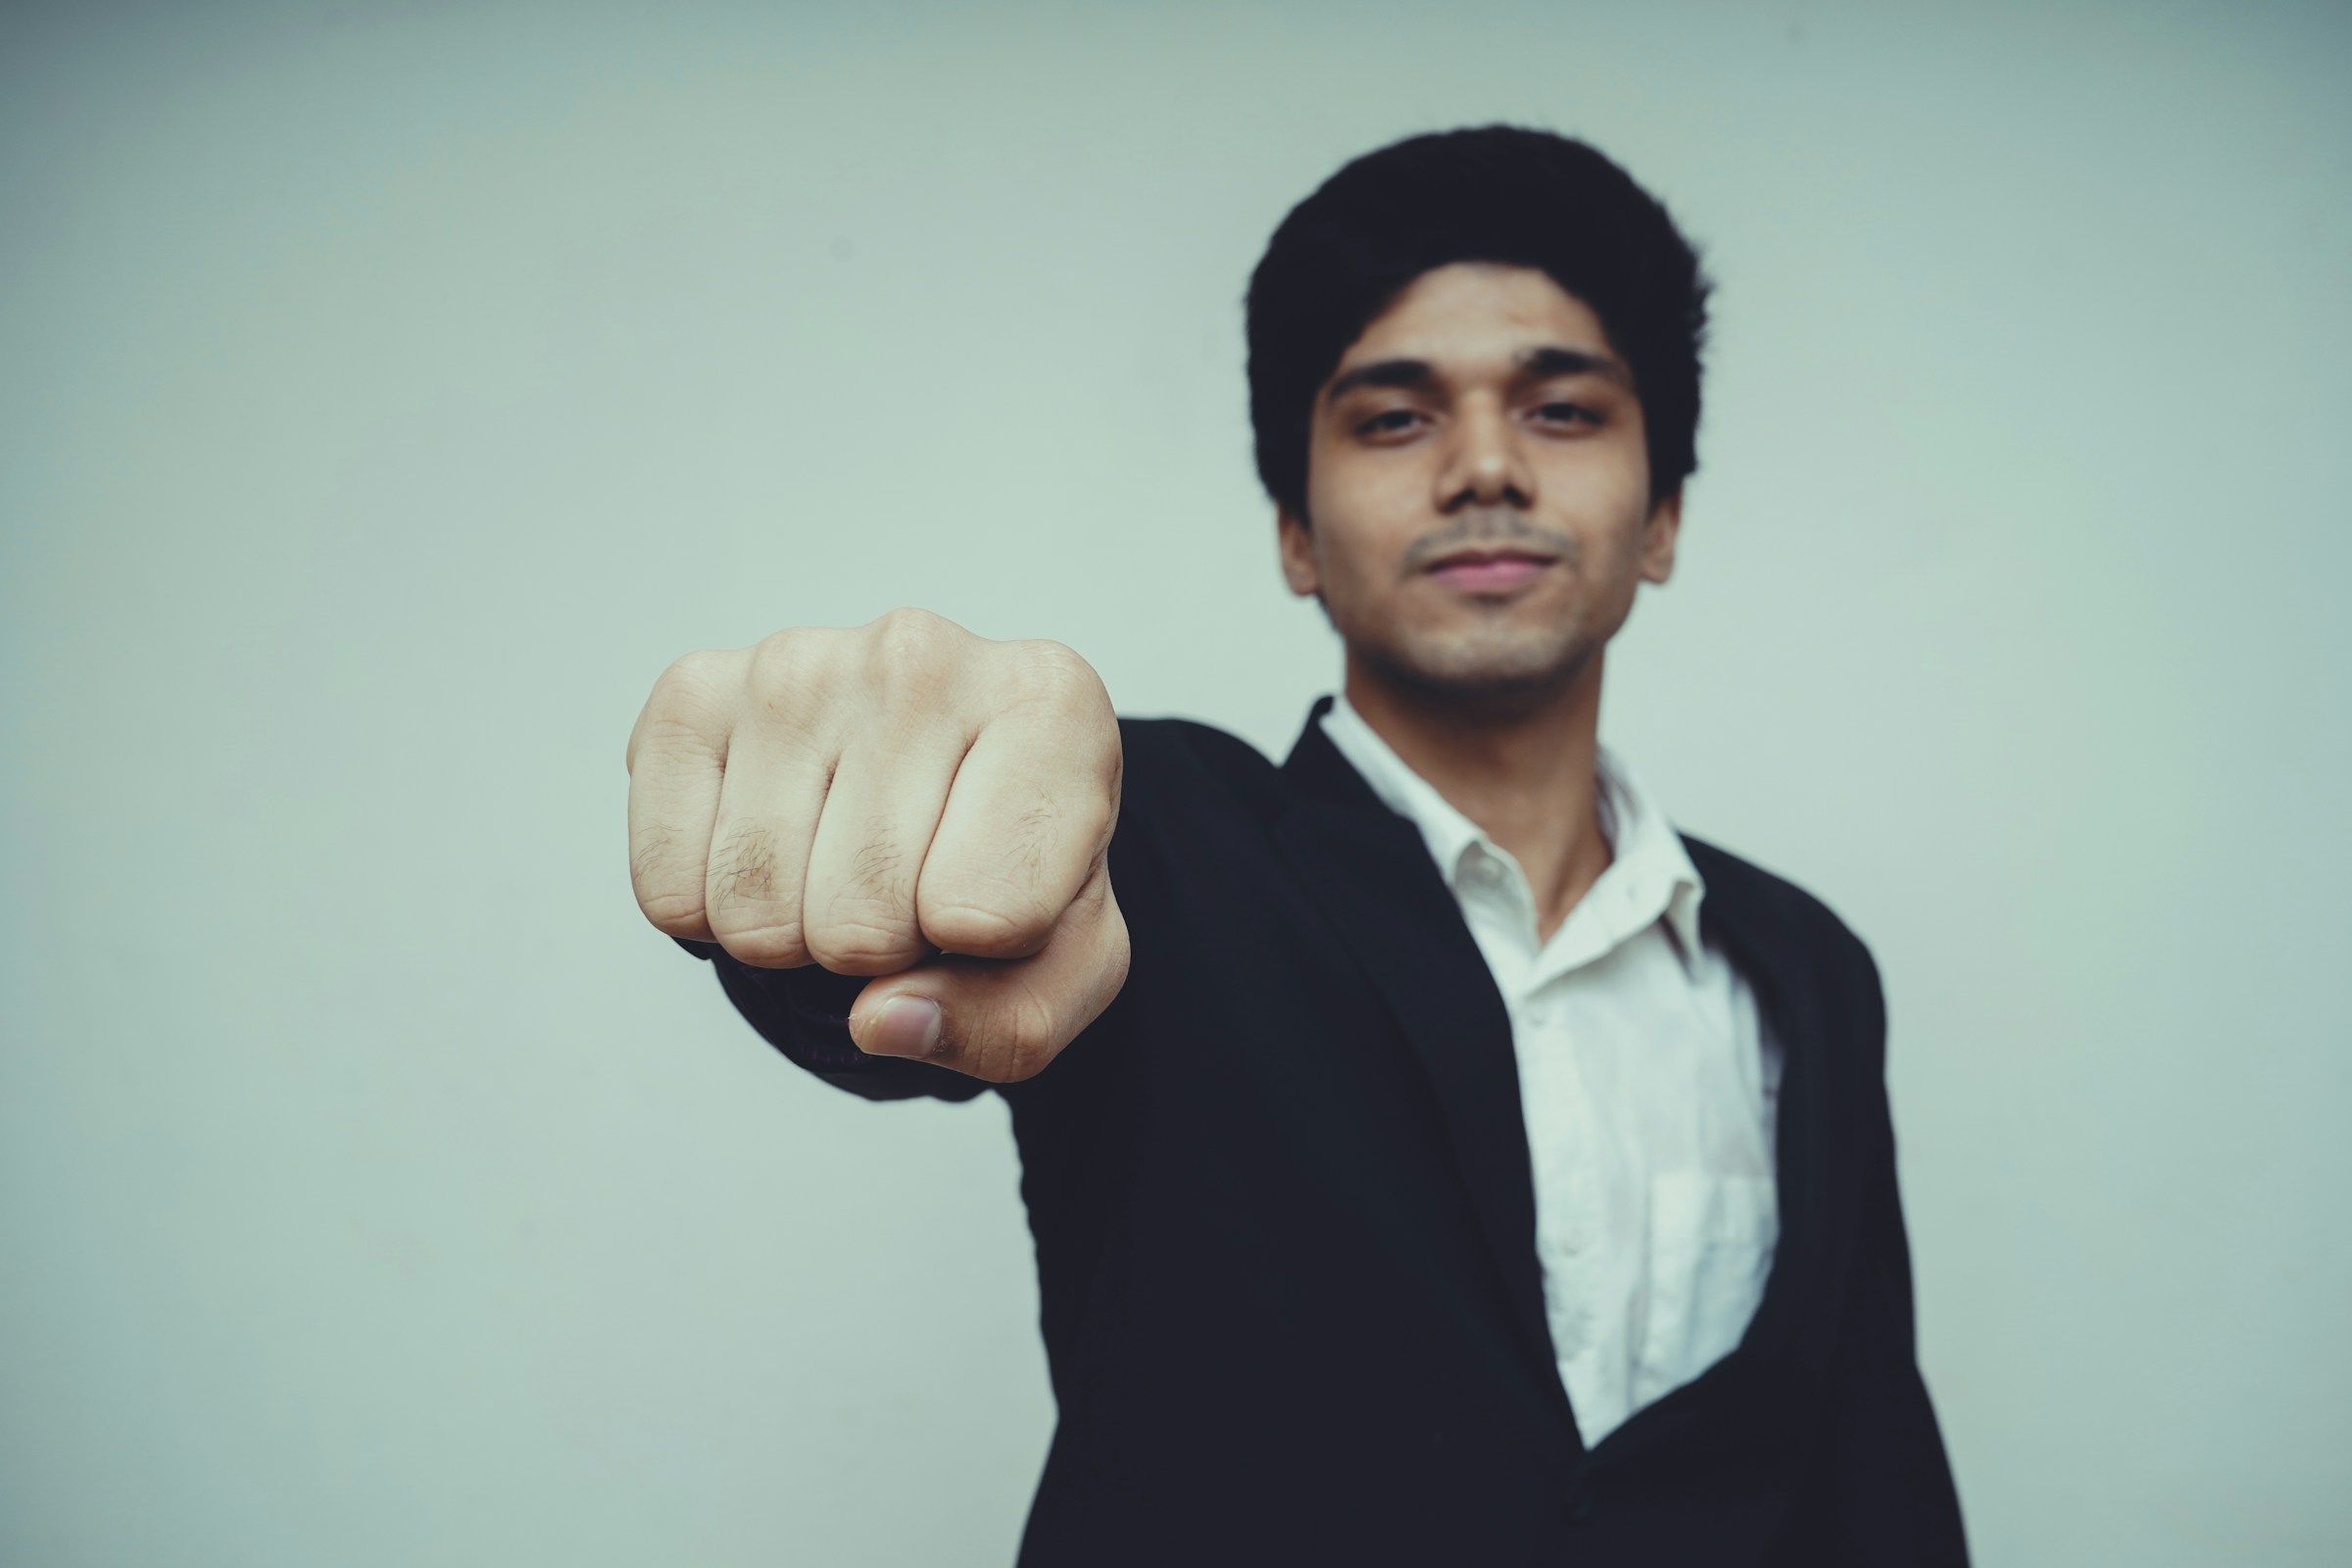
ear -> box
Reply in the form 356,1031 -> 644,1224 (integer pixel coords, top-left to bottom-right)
1638,488 -> 1684,586
1276,504 -> 1321,598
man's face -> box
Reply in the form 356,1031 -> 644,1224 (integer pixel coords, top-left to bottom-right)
1277,261 -> 1682,716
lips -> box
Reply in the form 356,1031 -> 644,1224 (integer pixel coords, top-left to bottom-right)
1424,547 -> 1557,595
1424,549 -> 1557,572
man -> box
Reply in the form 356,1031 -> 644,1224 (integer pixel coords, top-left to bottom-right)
627,122 -> 1969,1565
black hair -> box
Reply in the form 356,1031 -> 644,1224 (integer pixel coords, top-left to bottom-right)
1245,122 -> 1715,522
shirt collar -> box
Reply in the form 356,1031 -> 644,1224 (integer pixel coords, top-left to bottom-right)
1316,688 -> 1708,973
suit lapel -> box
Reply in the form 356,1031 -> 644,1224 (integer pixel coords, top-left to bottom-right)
1271,695 -> 1579,1443
1267,694 -> 1840,1456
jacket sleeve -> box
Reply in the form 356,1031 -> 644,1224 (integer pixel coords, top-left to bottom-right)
670,937 -> 992,1103
1772,943 -> 1971,1565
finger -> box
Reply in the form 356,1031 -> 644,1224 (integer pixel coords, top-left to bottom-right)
916,691 -> 1121,961
850,857 -> 1131,1082
799,707 -> 974,976
626,679 -> 730,941
703,714 -> 837,967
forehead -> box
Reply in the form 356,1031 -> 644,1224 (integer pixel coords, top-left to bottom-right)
1334,261 -> 1613,372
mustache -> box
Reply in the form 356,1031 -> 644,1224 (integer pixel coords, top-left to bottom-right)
1408,514 -> 1578,570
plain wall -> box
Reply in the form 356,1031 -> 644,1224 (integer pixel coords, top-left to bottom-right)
5,1 -> 2347,1562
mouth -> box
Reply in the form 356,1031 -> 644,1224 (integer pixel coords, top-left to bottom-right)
1423,549 -> 1557,594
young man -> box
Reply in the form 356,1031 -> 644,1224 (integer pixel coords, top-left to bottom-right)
628,122 -> 1969,1565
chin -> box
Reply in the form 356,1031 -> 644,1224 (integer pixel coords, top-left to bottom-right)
1358,636 -> 1586,711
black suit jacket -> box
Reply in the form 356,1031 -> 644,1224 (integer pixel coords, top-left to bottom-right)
675,696 -> 1969,1565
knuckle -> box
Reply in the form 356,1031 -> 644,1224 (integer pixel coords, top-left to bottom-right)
868,604 -> 956,639
631,710 -> 719,769
860,607 -> 962,690
748,632 -> 842,727
999,638 -> 1102,706
993,989 -> 1064,1082
711,920 -> 812,968
707,822 -> 786,906
636,888 -> 710,934
921,899 -> 1050,957
752,623 -> 828,661
631,651 -> 735,772
631,828 -> 710,933
804,912 -> 923,973
661,645 -> 733,695
631,824 -> 679,883
838,828 -> 911,907
942,995 -> 1032,1084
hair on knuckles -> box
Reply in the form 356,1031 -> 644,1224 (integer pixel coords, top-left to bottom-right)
1244,122 -> 1716,522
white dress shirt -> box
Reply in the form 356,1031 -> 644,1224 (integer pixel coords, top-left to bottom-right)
1317,690 -> 1784,1446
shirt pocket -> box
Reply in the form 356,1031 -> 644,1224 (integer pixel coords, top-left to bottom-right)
1637,1171 -> 1780,1393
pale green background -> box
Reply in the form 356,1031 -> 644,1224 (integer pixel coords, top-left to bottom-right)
5,2 -> 2347,1563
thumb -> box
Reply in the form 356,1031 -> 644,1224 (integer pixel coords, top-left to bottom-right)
850,988 -> 945,1059
845,865 -> 1129,1082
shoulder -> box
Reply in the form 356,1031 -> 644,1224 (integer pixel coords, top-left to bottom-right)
1678,828 -> 1883,998
1114,712 -> 1289,823
1681,831 -> 1894,1080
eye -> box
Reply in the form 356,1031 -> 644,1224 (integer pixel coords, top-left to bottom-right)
1535,401 -> 1600,426
1354,409 -> 1425,438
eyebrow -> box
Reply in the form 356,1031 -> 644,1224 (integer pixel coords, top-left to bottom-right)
1320,344 -> 1633,408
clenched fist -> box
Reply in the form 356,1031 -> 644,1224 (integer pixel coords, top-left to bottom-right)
626,607 -> 1131,1083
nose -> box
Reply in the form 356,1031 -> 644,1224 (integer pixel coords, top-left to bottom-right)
1436,391 -> 1536,513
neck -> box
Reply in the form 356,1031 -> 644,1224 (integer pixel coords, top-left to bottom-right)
1342,651 -> 1614,944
